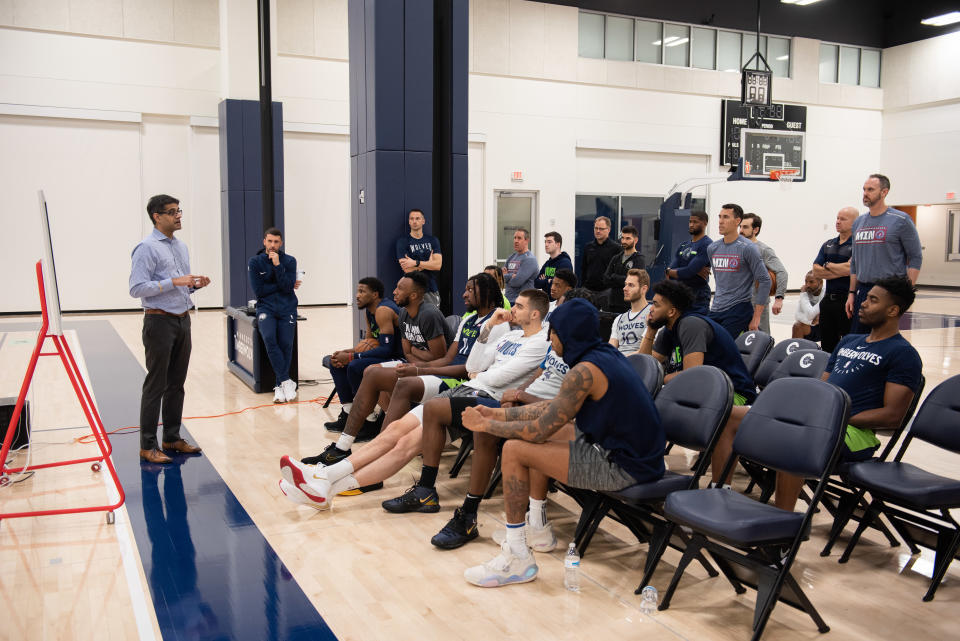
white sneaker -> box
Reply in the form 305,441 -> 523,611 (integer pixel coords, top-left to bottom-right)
464,541 -> 539,587
279,455 -> 331,509
282,379 -> 298,401
492,514 -> 558,552
273,386 -> 285,403
278,479 -> 312,507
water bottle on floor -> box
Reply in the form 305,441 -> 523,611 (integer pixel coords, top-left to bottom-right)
639,585 -> 658,614
564,542 -> 580,592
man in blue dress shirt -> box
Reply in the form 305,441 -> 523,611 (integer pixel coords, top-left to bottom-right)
129,195 -> 208,464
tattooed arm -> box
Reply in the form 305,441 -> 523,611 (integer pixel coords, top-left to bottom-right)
462,362 -> 602,443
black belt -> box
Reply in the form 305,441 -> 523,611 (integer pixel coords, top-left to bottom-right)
144,309 -> 189,318
825,293 -> 846,301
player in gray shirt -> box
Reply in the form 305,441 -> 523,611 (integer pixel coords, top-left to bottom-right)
847,174 -> 922,332
706,204 -> 771,339
740,213 -> 788,334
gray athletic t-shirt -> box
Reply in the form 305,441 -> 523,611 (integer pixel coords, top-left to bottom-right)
707,236 -> 770,311
398,302 -> 450,351
849,208 -> 923,284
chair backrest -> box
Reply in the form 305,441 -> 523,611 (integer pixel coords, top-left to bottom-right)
656,366 -> 734,456
900,374 -> 960,456
627,353 -> 664,398
735,330 -> 774,377
768,349 -> 830,384
445,314 -> 461,340
753,338 -> 820,389
731,377 -> 849,480
876,375 -> 924,460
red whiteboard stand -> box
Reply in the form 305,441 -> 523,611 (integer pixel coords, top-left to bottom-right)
0,261 -> 125,524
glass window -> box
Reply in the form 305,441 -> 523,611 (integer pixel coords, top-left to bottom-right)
717,30 -> 741,72
604,15 -> 634,61
819,43 -> 838,83
768,37 -> 790,78
496,193 -> 535,263
620,196 -> 663,261
578,12 -> 604,59
741,34 -> 767,69
839,46 -> 860,85
860,48 -> 881,88
634,19 -> 662,64
662,24 -> 690,67
691,27 -> 716,70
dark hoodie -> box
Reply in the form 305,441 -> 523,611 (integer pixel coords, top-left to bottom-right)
248,249 -> 298,317
549,299 -> 665,484
535,251 -> 573,298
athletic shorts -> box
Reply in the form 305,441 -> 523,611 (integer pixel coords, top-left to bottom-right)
566,430 -> 637,491
419,375 -> 465,403
407,385 -> 499,440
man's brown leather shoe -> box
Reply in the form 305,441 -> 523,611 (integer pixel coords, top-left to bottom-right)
162,439 -> 202,454
140,448 -> 173,464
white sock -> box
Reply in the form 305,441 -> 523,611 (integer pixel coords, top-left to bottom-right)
336,433 -> 355,451
366,405 -> 382,421
528,498 -> 547,529
325,459 -> 354,483
505,523 -> 530,558
341,402 -> 352,414
708,481 -> 732,490
330,475 -> 359,495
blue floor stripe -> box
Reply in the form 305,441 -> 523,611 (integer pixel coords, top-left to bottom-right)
7,320 -> 336,641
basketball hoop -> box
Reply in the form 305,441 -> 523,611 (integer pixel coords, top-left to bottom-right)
771,168 -> 800,189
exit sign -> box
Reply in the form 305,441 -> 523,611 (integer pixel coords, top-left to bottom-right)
511,171 -> 523,182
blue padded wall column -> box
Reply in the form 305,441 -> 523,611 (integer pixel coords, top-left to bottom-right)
219,99 -> 284,307
349,0 -> 468,321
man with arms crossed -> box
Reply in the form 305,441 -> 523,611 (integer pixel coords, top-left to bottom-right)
278,274 -> 503,505
534,231 -> 573,299
706,204 -> 771,339
322,277 -> 401,432
129,194 -> 207,463
580,216 -> 620,307
458,298 -> 665,587
846,174 -> 922,333
397,208 -> 443,307
739,213 -> 788,335
812,207 -> 856,352
249,227 -> 299,403
609,268 -> 651,355
666,210 -> 712,314
602,225 -> 644,314
503,229 -> 539,304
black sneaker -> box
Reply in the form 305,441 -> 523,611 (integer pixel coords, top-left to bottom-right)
431,508 -> 479,549
382,485 -> 441,513
300,442 -> 350,466
337,482 -> 385,496
324,409 -> 349,433
355,412 -> 385,443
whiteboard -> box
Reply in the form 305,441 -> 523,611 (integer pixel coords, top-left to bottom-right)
37,190 -> 63,336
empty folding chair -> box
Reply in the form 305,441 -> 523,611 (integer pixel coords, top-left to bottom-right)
753,338 -> 819,390
838,374 -> 960,601
445,314 -> 461,339
735,330 -> 774,378
766,348 -> 830,384
628,353 -> 664,399
658,377 -> 850,641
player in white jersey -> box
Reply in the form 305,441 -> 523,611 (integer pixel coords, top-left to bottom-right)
609,268 -> 651,355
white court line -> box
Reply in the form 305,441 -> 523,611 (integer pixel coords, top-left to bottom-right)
66,330 -> 158,641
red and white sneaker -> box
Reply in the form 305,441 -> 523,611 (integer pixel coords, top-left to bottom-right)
279,455 -> 331,510
278,479 -> 313,507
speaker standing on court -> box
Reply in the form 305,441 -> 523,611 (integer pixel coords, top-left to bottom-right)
129,195 -> 207,464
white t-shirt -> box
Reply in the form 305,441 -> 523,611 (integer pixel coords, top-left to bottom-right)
464,324 -> 550,400
795,289 -> 825,325
611,304 -> 651,355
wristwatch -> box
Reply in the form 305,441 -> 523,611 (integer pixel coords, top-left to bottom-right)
415,259 -> 421,267
775,295 -> 784,300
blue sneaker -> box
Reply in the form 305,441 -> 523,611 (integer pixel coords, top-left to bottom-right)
431,508 -> 479,549
382,485 -> 441,513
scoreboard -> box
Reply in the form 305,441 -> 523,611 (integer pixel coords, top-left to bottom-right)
721,99 -> 807,167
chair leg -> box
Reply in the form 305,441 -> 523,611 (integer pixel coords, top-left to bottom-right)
483,459 -> 502,499
923,529 -> 960,602
448,434 -> 473,478
656,534 -> 704,610
821,491 -> 863,557
322,389 -> 336,408
839,499 -> 881,564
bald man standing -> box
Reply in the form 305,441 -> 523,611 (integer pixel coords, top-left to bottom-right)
812,207 -> 856,352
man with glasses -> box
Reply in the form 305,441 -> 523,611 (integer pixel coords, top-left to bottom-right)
580,216 -> 619,309
129,195 -> 208,464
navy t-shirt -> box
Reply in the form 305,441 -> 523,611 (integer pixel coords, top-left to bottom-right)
826,333 -> 923,418
364,299 -> 402,359
396,234 -> 442,292
814,236 -> 853,295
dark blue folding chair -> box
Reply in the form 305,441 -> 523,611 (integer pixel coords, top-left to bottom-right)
574,366 -> 735,586
768,348 -> 830,384
658,377 -> 850,641
838,374 -> 960,601
627,353 -> 664,399
753,338 -> 819,390
735,330 -> 774,378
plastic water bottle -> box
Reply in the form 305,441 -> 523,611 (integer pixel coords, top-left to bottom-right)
563,542 -> 580,592
639,585 -> 658,615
